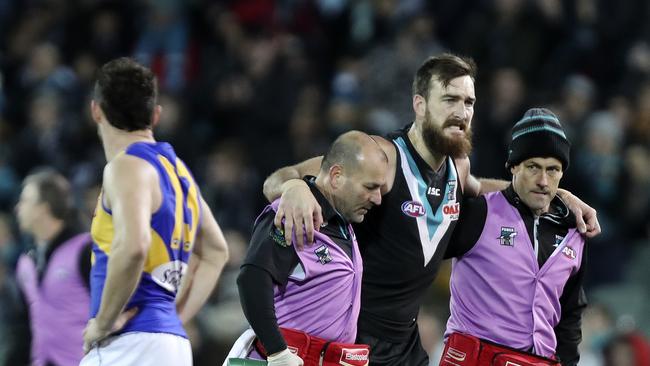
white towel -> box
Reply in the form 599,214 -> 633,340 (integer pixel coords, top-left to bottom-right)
222,328 -> 257,366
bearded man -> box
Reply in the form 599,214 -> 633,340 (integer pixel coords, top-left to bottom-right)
261,54 -> 600,366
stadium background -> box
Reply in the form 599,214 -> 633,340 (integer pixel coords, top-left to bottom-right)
0,0 -> 648,364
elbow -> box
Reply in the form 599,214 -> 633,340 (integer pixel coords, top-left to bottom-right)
127,246 -> 148,264
134,233 -> 152,259
221,243 -> 230,265
202,238 -> 229,267
236,267 -> 247,292
132,246 -> 148,262
262,176 -> 275,202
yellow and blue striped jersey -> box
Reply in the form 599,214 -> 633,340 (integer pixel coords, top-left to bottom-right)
90,142 -> 201,337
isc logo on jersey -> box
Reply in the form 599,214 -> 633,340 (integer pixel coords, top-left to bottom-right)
401,200 -> 426,217
339,348 -> 370,366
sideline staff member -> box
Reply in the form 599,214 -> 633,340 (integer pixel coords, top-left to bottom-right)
441,108 -> 587,366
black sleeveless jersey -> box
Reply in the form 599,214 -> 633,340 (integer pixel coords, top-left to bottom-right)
354,127 -> 462,341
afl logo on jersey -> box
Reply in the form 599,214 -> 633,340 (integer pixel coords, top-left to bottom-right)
562,246 -> 577,260
401,200 -> 426,217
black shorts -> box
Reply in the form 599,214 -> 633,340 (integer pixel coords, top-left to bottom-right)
356,325 -> 429,366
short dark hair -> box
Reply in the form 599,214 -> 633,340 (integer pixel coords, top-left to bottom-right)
321,135 -> 362,174
94,57 -> 157,131
24,168 -> 74,221
412,53 -> 477,101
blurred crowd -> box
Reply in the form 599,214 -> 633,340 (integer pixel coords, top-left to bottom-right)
0,0 -> 648,365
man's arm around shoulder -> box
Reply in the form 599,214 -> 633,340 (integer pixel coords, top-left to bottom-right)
453,156 -> 509,198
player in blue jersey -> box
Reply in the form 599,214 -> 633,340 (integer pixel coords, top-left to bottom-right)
80,58 -> 229,366
262,54 -> 600,366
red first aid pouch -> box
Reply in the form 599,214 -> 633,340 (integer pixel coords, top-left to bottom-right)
440,333 -> 560,366
255,328 -> 369,366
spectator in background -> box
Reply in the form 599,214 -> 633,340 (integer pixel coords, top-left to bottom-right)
472,67 -> 527,179
629,82 -> 650,146
0,133 -> 20,211
573,111 -> 624,211
362,14 -> 445,134
19,42 -> 78,102
553,75 -> 596,146
0,212 -> 30,366
201,139 -> 260,234
603,331 -> 650,366
621,145 -> 650,241
14,169 -> 92,366
288,85 -> 330,162
134,0 -> 189,93
10,91 -> 71,177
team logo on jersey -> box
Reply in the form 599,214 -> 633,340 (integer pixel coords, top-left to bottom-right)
339,348 -> 370,366
562,246 -> 576,259
498,227 -> 517,246
270,226 -> 289,247
314,245 -> 332,264
447,181 -> 457,201
427,186 -> 441,196
401,200 -> 426,217
151,261 -> 188,293
554,234 -> 564,247
442,202 -> 460,220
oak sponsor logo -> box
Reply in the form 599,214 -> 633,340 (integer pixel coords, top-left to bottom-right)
339,348 -> 369,366
442,202 -> 460,220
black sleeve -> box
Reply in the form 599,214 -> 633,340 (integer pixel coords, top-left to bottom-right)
237,211 -> 301,355
78,241 -> 92,291
242,211 -> 300,285
237,265 -> 287,355
4,277 -> 32,365
554,244 -> 588,366
444,195 -> 487,259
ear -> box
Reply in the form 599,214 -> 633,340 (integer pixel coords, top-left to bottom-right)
151,105 -> 162,128
509,164 -> 518,175
328,165 -> 344,189
90,100 -> 102,124
413,94 -> 427,119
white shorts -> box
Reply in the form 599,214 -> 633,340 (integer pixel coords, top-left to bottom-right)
79,332 -> 192,366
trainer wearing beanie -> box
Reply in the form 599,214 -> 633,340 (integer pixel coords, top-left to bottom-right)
439,108 -> 588,366
506,108 -> 571,170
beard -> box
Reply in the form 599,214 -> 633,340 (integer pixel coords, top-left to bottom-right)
422,110 -> 473,158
